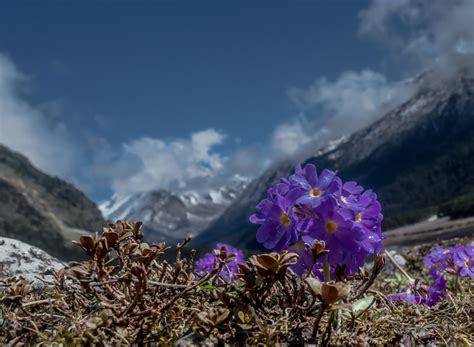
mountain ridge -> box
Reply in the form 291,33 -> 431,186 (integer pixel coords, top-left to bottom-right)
100,176 -> 249,242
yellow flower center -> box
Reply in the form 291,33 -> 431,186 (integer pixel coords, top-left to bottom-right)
465,259 -> 472,267
310,188 -> 321,197
325,220 -> 337,233
280,212 -> 291,227
355,213 -> 362,222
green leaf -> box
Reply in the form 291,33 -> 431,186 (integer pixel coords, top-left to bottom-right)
352,295 -> 375,317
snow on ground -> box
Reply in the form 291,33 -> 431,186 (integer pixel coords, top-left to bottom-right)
426,214 -> 439,222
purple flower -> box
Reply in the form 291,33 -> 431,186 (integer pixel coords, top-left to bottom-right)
424,245 -> 474,279
285,240 -> 314,276
195,243 -> 245,283
389,275 -> 447,307
424,246 -> 451,277
250,188 -> 300,251
289,164 -> 341,208
250,163 -> 384,277
425,275 -> 447,306
341,181 -> 364,197
452,245 -> 474,279
285,240 -> 330,280
305,198 -> 371,274
339,188 -> 384,253
388,292 -> 423,304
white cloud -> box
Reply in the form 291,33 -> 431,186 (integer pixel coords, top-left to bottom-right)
0,53 -> 82,179
108,129 -> 227,194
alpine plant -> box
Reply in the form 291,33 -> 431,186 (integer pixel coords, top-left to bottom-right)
424,245 -> 474,279
388,245 -> 473,306
250,163 -> 384,277
195,243 -> 245,283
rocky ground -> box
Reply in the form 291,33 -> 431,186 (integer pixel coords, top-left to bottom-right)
0,237 -> 64,283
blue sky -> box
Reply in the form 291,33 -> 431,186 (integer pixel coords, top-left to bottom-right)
0,0 -> 472,201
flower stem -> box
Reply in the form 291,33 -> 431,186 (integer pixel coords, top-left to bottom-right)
323,255 -> 330,283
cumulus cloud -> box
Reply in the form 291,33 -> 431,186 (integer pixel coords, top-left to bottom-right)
105,129 -> 226,194
104,128 -> 274,195
0,53 -> 82,179
359,0 -> 474,77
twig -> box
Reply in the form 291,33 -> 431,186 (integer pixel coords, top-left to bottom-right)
148,281 -> 190,288
384,250 -> 414,283
21,299 -> 56,308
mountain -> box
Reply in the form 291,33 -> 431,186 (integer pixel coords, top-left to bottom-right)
194,75 -> 474,251
0,144 -> 105,260
100,176 -> 248,243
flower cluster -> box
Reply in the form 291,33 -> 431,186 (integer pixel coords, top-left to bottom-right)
424,245 -> 474,279
389,245 -> 473,306
388,275 -> 447,307
195,243 -> 245,283
250,163 -> 383,276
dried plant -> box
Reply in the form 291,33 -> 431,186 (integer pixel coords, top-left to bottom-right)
0,222 -> 472,345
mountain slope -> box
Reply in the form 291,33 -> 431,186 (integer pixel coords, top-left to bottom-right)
0,144 -> 105,260
194,75 -> 474,250
100,177 -> 248,243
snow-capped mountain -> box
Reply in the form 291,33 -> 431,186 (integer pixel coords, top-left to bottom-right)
100,176 -> 249,242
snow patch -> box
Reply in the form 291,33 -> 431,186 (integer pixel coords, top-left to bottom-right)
317,136 -> 348,157
426,214 -> 439,222
99,194 -> 133,218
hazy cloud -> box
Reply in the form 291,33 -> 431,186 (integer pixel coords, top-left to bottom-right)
359,0 -> 474,77
271,119 -> 311,156
0,53 -> 82,179
281,69 -> 415,152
